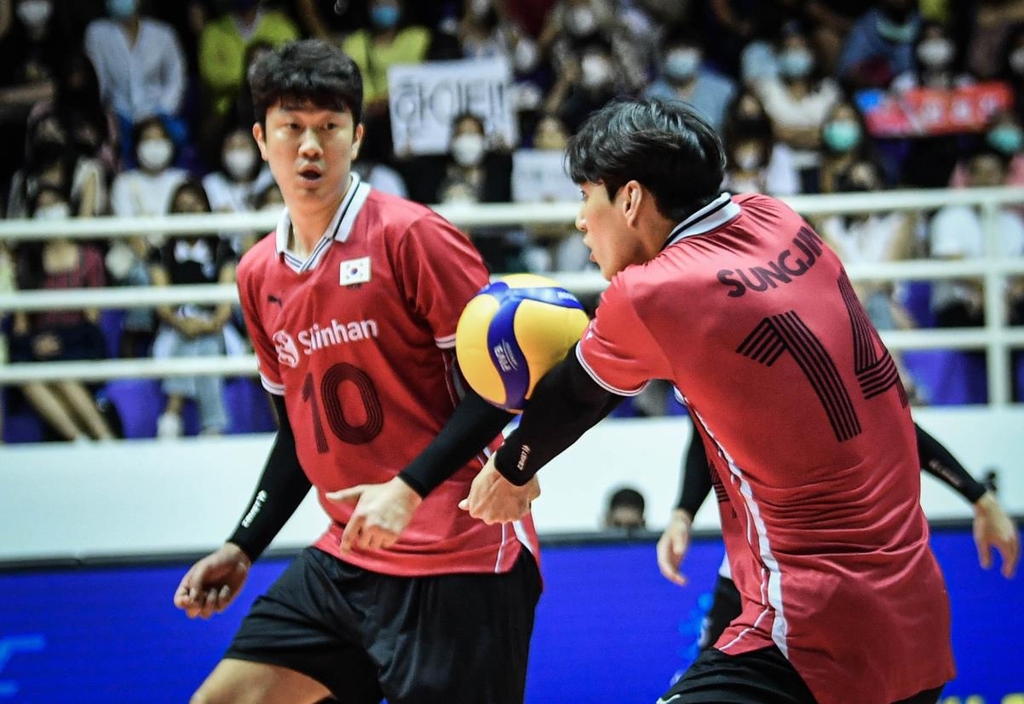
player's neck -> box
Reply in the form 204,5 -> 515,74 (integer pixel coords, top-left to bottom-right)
287,179 -> 352,258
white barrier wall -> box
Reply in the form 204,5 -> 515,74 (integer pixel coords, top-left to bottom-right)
1,407 -> 1021,562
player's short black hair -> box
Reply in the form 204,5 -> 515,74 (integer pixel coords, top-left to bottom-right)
566,98 -> 725,222
249,39 -> 363,128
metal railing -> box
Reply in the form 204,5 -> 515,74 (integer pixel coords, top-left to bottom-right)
1,188 -> 1023,403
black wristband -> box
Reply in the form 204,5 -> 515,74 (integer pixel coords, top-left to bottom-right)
677,417 -> 713,516
916,422 -> 987,504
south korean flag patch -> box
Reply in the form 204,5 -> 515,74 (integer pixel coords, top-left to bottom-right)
340,256 -> 371,286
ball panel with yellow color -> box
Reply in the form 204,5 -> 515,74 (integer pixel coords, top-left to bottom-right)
456,274 -> 589,412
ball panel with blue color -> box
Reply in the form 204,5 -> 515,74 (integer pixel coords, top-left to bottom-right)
456,274 -> 589,412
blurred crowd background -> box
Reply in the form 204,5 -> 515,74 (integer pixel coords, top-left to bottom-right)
1,0 -> 1023,443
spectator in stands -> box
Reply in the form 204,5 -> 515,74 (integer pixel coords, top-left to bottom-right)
951,111 -> 1024,189
293,0 -> 369,43
818,98 -> 876,193
0,239 -> 14,442
721,90 -> 800,196
107,116 -> 190,357
539,0 -> 647,96
342,0 -> 430,157
198,0 -> 299,160
26,50 -> 117,186
836,0 -> 921,90
643,29 -> 737,135
603,486 -> 646,531
456,0 -> 516,60
967,1 -> 1024,80
929,147 -> 1024,328
6,111 -> 108,220
9,186 -> 115,442
202,124 -> 274,253
546,36 -> 625,133
0,0 -> 64,196
84,0 -> 189,169
999,24 -> 1024,118
150,181 -> 239,439
754,24 -> 842,193
350,119 -> 409,199
815,157 -> 919,332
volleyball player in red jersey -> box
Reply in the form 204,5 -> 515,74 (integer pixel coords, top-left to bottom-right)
464,98 -> 955,704
172,40 -> 540,703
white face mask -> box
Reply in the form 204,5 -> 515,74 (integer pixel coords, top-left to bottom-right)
224,148 -> 257,179
17,0 -> 52,29
35,203 -> 70,220
665,48 -> 701,81
778,48 -> 814,78
566,5 -> 598,37
917,38 -> 953,68
514,38 -> 540,73
137,138 -> 173,171
734,148 -> 763,171
581,54 -> 613,89
451,133 -> 486,167
470,0 -> 491,19
1011,48 -> 1024,75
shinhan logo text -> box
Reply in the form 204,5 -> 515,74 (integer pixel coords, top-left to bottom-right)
274,318 -> 379,365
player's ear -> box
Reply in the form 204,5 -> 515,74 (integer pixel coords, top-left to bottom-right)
252,123 -> 268,161
621,180 -> 643,227
351,123 -> 365,161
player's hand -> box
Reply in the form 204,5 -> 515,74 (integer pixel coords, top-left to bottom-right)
329,477 -> 423,553
657,509 -> 693,586
459,454 -> 540,524
173,543 -> 251,619
973,491 -> 1020,579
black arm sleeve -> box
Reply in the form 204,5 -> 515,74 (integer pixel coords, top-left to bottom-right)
398,387 -> 515,497
916,422 -> 987,504
493,349 -> 624,486
676,417 -> 713,517
227,394 -> 312,562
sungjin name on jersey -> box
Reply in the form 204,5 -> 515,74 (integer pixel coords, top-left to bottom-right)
716,226 -> 824,298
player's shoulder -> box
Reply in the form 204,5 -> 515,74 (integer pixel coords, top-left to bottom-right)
236,231 -> 278,282
363,189 -> 459,240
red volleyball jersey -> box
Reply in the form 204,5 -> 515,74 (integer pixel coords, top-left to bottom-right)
578,193 -> 954,704
237,175 -> 538,577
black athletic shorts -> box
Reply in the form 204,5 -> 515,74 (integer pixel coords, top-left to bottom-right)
697,573 -> 742,651
225,546 -> 541,704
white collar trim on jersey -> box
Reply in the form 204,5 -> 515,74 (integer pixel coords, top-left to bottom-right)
276,172 -> 372,273
663,192 -> 740,249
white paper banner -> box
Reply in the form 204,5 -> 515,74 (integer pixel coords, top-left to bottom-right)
388,57 -> 518,156
511,149 -> 579,203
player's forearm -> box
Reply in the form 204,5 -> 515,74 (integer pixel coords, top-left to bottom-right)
493,351 -> 623,486
398,387 -> 514,497
677,431 -> 714,517
916,422 -> 987,504
227,395 -> 312,562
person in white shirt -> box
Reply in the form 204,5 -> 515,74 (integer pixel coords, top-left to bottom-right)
84,0 -> 188,168
202,124 -> 275,254
754,26 -> 841,194
929,147 -> 1024,327
107,116 -> 189,356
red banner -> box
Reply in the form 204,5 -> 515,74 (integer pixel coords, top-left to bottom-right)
855,81 -> 1014,138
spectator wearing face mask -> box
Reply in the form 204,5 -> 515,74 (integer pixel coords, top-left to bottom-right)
818,99 -> 878,193
545,38 -> 624,132
84,0 -> 189,169
202,124 -> 275,253
967,1 -> 1024,80
342,0 -> 430,122
950,111 -> 1024,189
722,90 -> 800,196
539,0 -> 647,97
929,147 -> 1024,328
6,112 -> 108,220
0,0 -> 65,197
8,186 -> 116,443
108,116 -> 190,357
836,0 -> 921,90
754,26 -> 841,193
199,0 -> 299,121
150,180 -> 240,439
436,112 -> 517,271
643,30 -> 736,134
